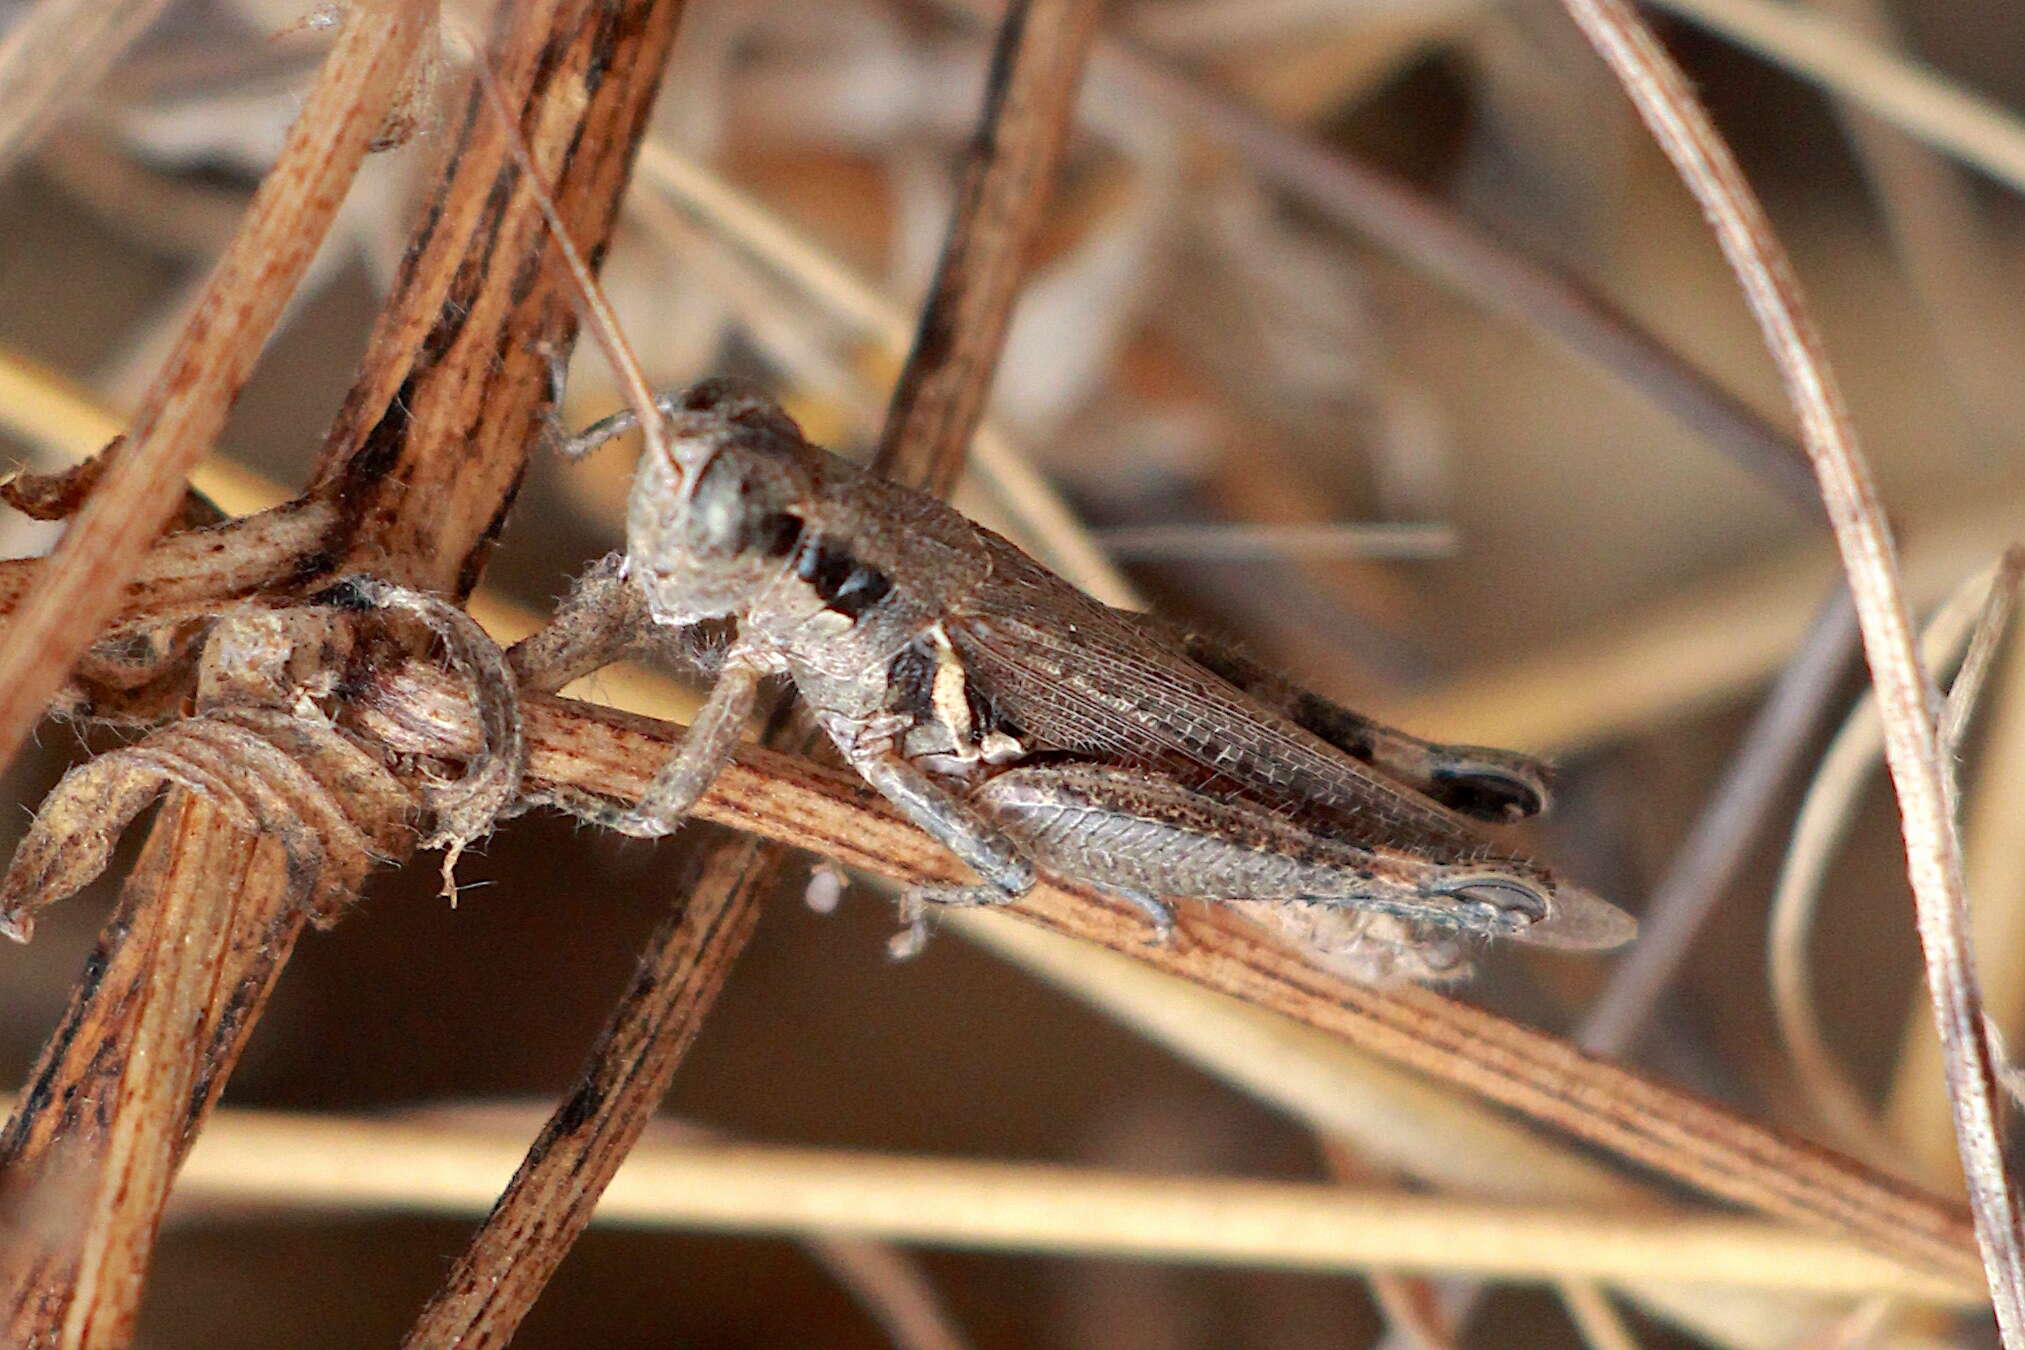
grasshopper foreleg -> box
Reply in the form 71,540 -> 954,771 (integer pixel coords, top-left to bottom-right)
532,640 -> 768,838
508,554 -> 641,695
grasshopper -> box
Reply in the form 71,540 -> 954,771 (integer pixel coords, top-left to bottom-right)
536,378 -> 1634,976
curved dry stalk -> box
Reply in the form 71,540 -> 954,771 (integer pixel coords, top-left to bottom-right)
163,1108 -> 1979,1300
1558,0 -> 2025,1334
1650,0 -> 2025,194
0,0 -> 434,783
1770,568 -> 2004,1168
1888,554 -> 2025,1182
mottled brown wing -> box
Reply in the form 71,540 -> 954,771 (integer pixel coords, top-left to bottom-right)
1109,608 -> 1552,823
945,563 -> 1498,864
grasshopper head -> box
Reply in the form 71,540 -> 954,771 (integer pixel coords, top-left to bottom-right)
626,379 -> 814,623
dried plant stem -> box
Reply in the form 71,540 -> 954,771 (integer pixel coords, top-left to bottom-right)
1771,564 -> 2010,1168
2,798 -> 296,1347
0,0 -> 431,781
0,499 -> 340,629
400,834 -> 766,1346
874,0 -> 1101,491
0,349 -> 123,452
0,349 -> 693,723
1558,0 -> 2025,1334
799,1236 -> 977,1350
1889,562 -> 2025,1183
166,1109 -> 1979,1300
1559,1284 -> 1644,1350
1578,589 -> 1857,1055
347,670 -> 1981,1283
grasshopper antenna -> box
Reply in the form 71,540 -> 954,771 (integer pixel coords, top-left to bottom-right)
456,22 -> 674,479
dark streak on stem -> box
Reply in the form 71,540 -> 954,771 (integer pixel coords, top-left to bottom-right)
875,0 -> 1101,496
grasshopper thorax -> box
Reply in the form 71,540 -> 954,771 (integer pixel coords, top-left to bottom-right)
625,379 -> 815,624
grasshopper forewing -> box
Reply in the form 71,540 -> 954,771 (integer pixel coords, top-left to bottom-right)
542,380 -> 1635,976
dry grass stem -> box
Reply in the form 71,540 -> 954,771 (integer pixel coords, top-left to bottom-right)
161,1107 -> 1979,1300
1557,1283 -> 1643,1350
1770,565 -> 2005,1166
797,1235 -> 978,1350
321,664 -> 1981,1284
2,796 -> 300,1344
951,896 -> 1853,1343
1891,553 -> 2025,1182
1577,589 -> 1857,1056
1558,0 -> 2025,1333
872,0 -> 1102,491
1094,521 -> 1458,561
